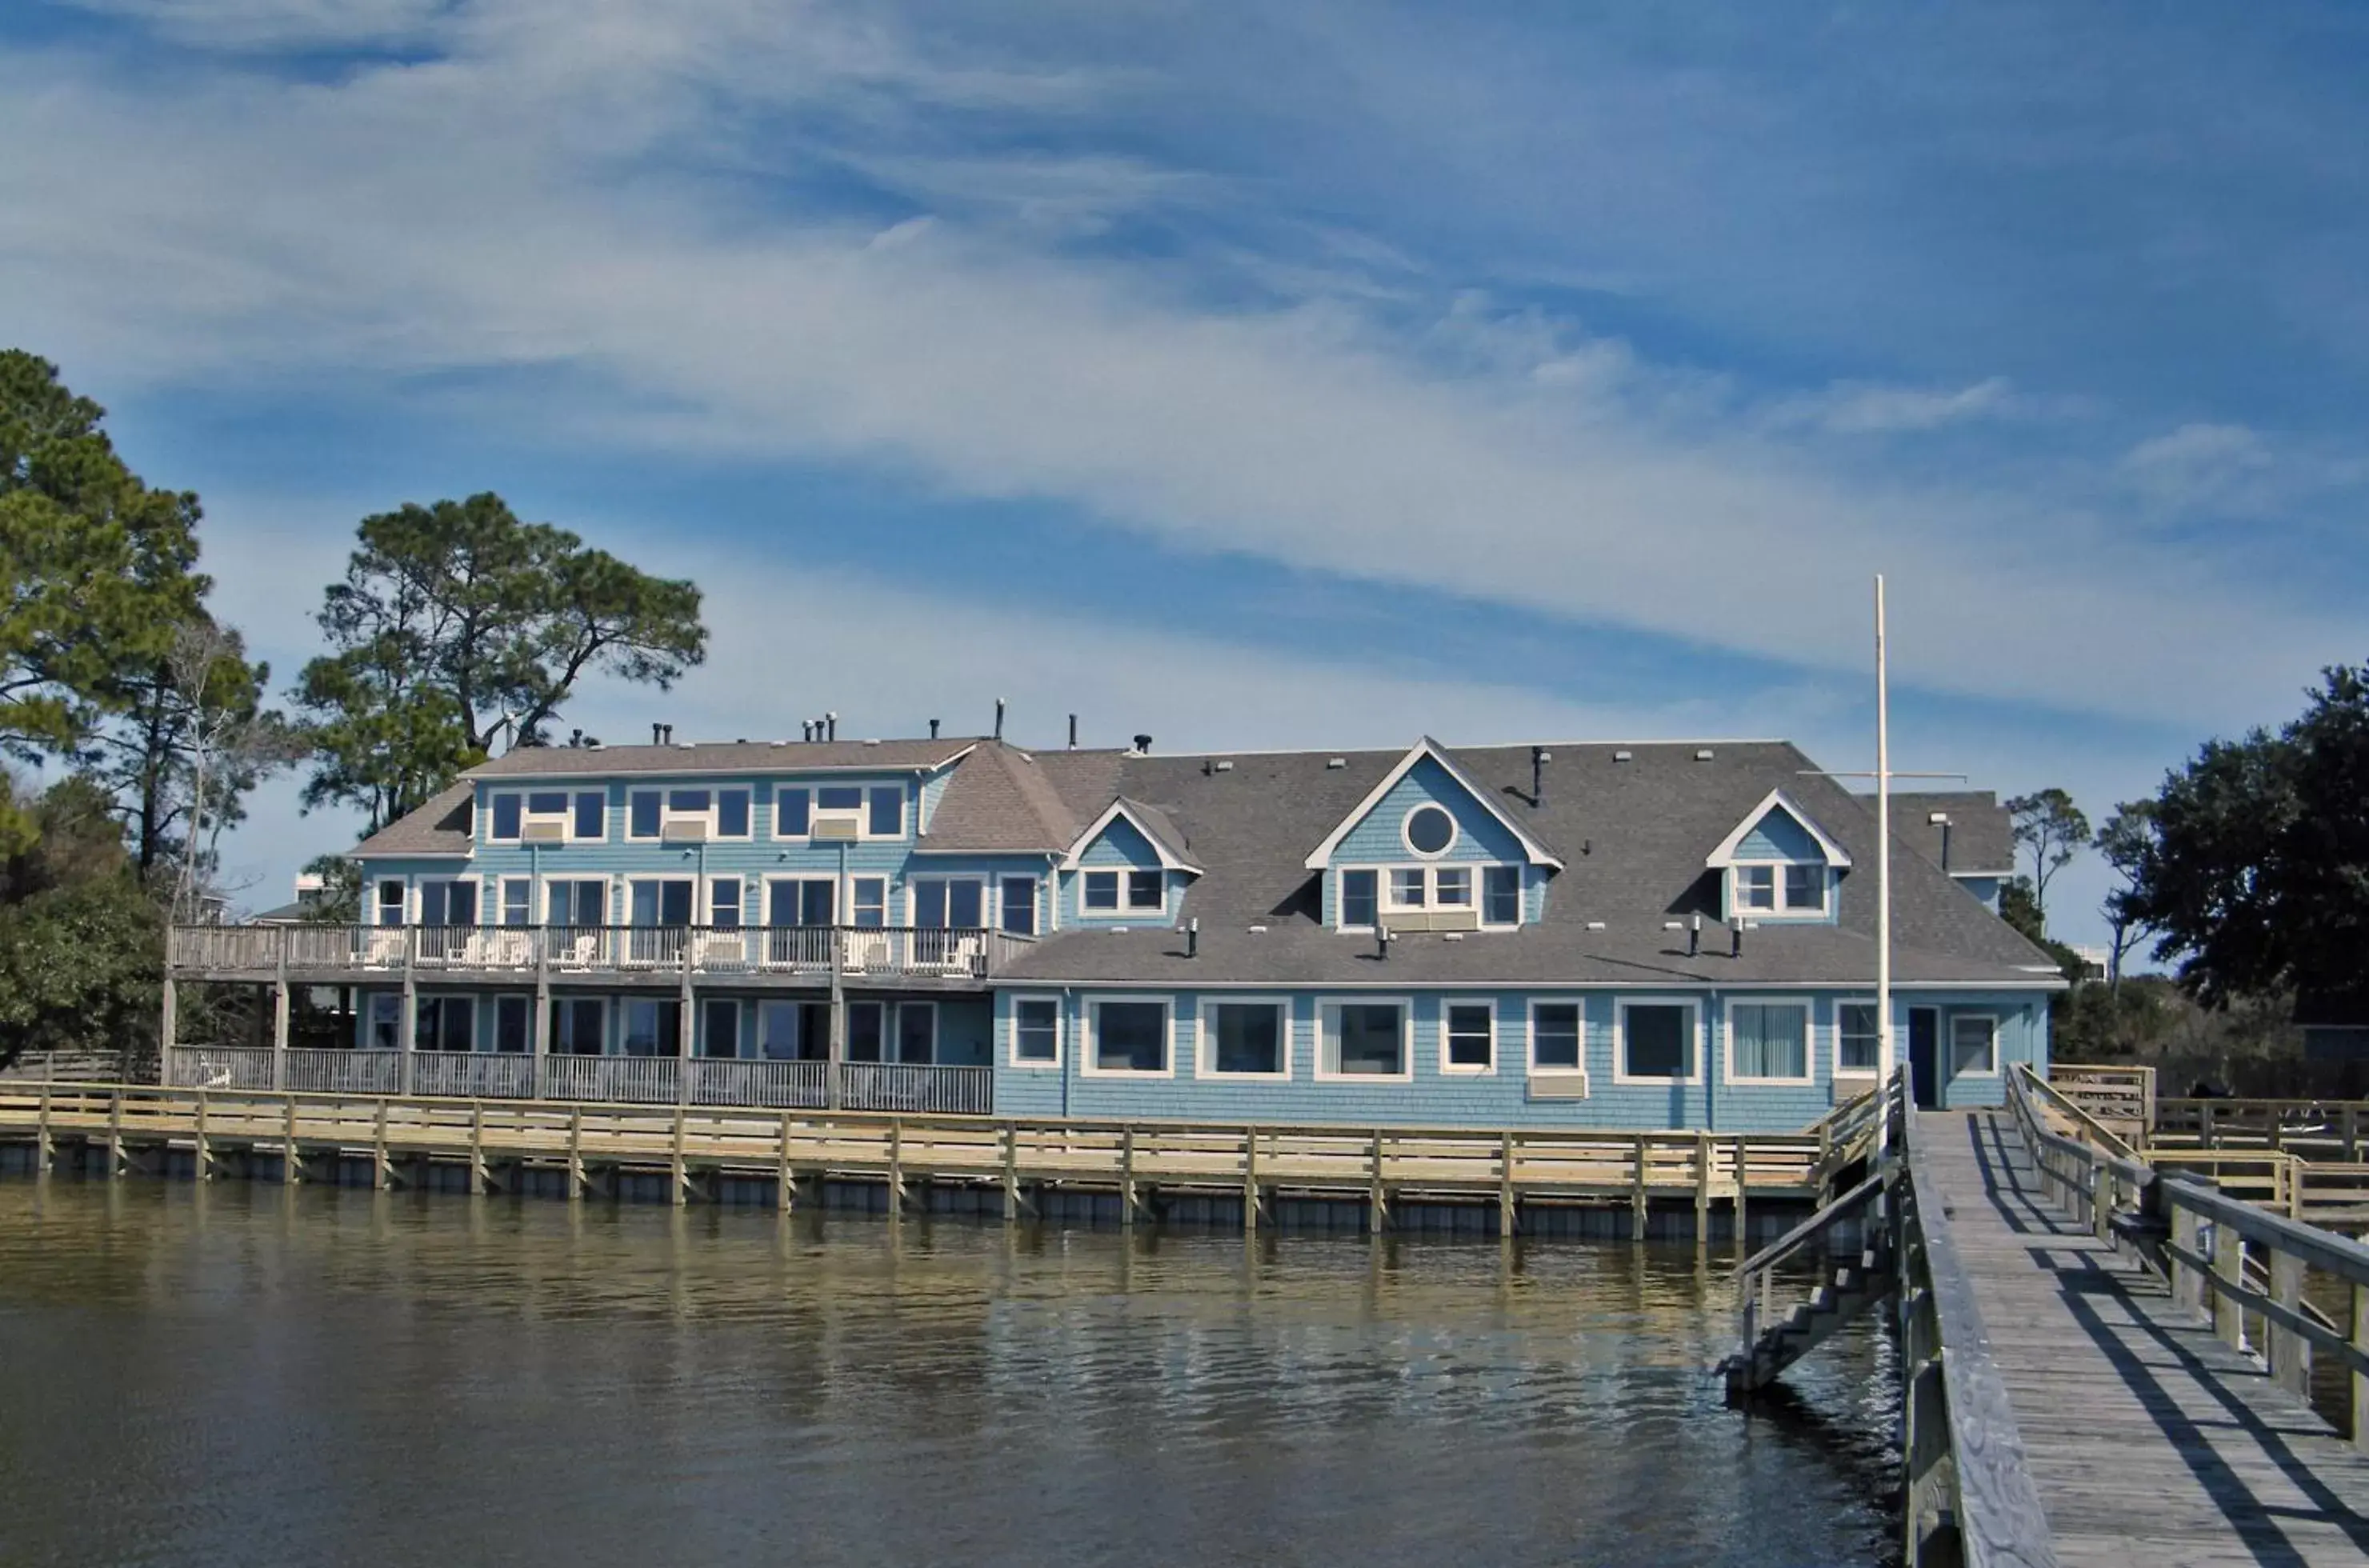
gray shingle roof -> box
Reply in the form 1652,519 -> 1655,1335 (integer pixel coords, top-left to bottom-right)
918,742 -> 1087,854
1884,790 -> 2016,876
351,780 -> 476,858
467,737 -> 979,778
1109,797 -> 1196,869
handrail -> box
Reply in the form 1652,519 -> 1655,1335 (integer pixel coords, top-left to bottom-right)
2017,1066 -> 2147,1167
1737,1170 -> 1887,1278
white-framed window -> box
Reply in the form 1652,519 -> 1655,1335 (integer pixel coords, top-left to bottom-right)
415,994 -> 475,1054
911,877 -> 985,930
621,997 -> 682,1057
766,878 -> 835,927
1084,995 -> 1172,1077
417,878 -> 477,926
1725,998 -> 1813,1085
1950,1014 -> 1999,1078
551,996 -> 606,1055
499,878 -> 532,926
1527,999 -> 1585,1076
1403,802 -> 1459,858
758,999 -> 831,1062
1836,998 -> 1883,1075
1443,1000 -> 1495,1074
1388,866 -> 1427,909
1732,862 -> 1827,917
1317,998 -> 1411,1082
1483,866 -> 1522,926
1082,868 -> 1162,915
367,992 -> 403,1050
868,786 -> 906,838
846,1000 -> 886,1063
546,878 -> 608,929
850,876 -> 887,927
573,791 -> 607,842
487,789 -> 606,845
701,998 -> 742,1059
898,1001 -> 937,1064
707,876 -> 744,930
783,783 -> 882,840
1614,999 -> 1700,1085
775,786 -> 811,838
375,878 -> 406,926
1375,865 -> 1489,913
626,787 -> 746,842
1339,868 -> 1379,930
1010,996 -> 1062,1069
999,876 -> 1038,937
1197,997 -> 1290,1079
494,994 -> 531,1054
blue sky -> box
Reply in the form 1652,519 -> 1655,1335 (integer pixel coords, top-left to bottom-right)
6,2 -> 2367,949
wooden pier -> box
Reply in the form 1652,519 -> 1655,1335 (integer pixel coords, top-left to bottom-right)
0,1082 -> 1876,1235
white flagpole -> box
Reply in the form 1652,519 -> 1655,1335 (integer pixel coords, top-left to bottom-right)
1875,574 -> 1895,1152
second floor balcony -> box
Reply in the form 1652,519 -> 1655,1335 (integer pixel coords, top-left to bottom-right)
169,922 -> 1039,986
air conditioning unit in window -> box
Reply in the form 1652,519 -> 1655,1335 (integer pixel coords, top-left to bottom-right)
661,818 -> 710,842
522,821 -> 567,845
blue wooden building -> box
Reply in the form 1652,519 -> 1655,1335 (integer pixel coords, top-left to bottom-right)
166,728 -> 2060,1131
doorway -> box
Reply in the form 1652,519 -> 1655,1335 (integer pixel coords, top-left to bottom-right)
1909,1007 -> 1942,1109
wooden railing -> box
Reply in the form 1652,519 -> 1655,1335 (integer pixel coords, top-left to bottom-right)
167,923 -> 1038,982
2049,1062 -> 2155,1142
2007,1064 -> 2369,1452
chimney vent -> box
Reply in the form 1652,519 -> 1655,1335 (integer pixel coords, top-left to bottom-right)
1132,733 -> 1153,754
1688,914 -> 1701,958
1186,918 -> 1199,959
994,698 -> 1006,741
929,718 -> 940,740
1531,745 -> 1551,806
1376,923 -> 1391,961
651,722 -> 666,746
1730,918 -> 1743,959
1068,713 -> 1078,750
826,712 -> 838,742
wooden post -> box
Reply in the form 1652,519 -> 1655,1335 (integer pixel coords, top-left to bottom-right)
2271,1247 -> 2311,1398
270,969 -> 291,1093
1631,1133 -> 1649,1239
2171,1205 -> 2201,1313
469,1100 -> 487,1195
2093,1158 -> 2115,1245
398,928 -> 418,1098
34,1084 -> 51,1174
2352,1282 -> 2369,1455
567,1106 -> 586,1198
887,1118 -> 906,1214
2347,1105 -> 2361,1164
1732,1134 -> 1749,1250
1694,1130 -> 1712,1246
676,947 -> 694,1108
1498,1130 -> 1515,1240
1002,1122 -> 1020,1222
1369,1128 -> 1388,1236
107,1090 -> 126,1178
2213,1221 -> 2245,1352
670,1106 -> 688,1206
779,1110 -> 797,1214
2201,1100 -> 2217,1148
531,966 -> 551,1102
283,1094 -> 302,1185
1119,1126 -> 1137,1228
1815,1120 -> 1835,1205
194,1089 -> 212,1180
1244,1127 -> 1262,1234
159,975 -> 178,1079
372,1098 -> 391,1190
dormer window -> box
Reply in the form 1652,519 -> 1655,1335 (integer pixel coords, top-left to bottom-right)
1085,870 -> 1162,914
1734,862 -> 1827,915
1403,804 -> 1456,857
1705,789 -> 1851,922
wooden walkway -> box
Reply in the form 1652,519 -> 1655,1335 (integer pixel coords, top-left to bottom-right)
1928,1109 -> 2369,1566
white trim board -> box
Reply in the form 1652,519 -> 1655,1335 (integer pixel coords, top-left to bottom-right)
1058,798 -> 1203,875
1703,788 -> 1854,870
1301,738 -> 1566,873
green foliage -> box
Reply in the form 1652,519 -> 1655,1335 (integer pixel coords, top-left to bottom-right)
2121,665 -> 2369,1009
298,852 -> 360,923
0,774 -> 162,1070
2003,786 -> 2091,922
2001,876 -> 2087,983
295,493 -> 707,830
2095,799 -> 2156,986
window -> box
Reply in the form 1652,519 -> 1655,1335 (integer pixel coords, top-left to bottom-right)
776,787 -> 810,838
768,879 -> 834,927
368,993 -> 402,1050
520,791 -> 570,841
573,791 -> 606,841
416,996 -> 474,1054
1340,869 -> 1379,930
717,788 -> 751,838
628,790 -> 660,838
1089,998 -> 1170,1075
418,878 -> 476,926
1126,870 -> 1162,911
1390,868 -> 1427,908
913,878 -> 984,929
490,793 -> 522,840
495,995 -> 530,1054
622,998 -> 682,1058
1203,1001 -> 1286,1078
815,786 -> 864,836
553,998 -> 605,1055
1484,866 -> 1521,926
1736,862 -> 1826,916
702,998 -> 741,1059
1728,1001 -> 1811,1083
1784,864 -> 1823,912
1736,866 -> 1775,911
898,1002 -> 936,1064
501,879 -> 531,926
1012,998 -> 1061,1066
1001,878 -> 1038,936
1435,867 -> 1472,908
851,877 -> 886,928
1084,870 -> 1118,911
846,1001 -> 885,1063
1323,1001 -> 1408,1079
1404,803 -> 1457,857
710,878 -> 742,930
1838,1002 -> 1882,1074
549,879 -> 606,928
1444,1002 -> 1494,1072
1951,1014 -> 1998,1077
760,1000 -> 830,1062
629,879 -> 694,926
1378,866 -> 1492,912
1618,1002 -> 1697,1082
668,788 -> 710,818
376,879 -> 406,926
1530,1002 -> 1583,1072
868,786 -> 904,838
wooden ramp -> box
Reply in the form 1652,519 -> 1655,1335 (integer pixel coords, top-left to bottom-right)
1927,1109 -> 2369,1566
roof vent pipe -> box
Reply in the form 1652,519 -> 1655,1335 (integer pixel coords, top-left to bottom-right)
652,722 -> 665,746
929,718 -> 941,740
1730,918 -> 1743,959
1531,746 -> 1551,807
1688,914 -> 1701,958
1376,923 -> 1391,961
1133,733 -> 1153,754
826,712 -> 838,742
1187,918 -> 1199,959
1068,713 -> 1078,750
994,698 -> 1006,741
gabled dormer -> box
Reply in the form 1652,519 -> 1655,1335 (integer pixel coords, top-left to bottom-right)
1059,798 -> 1202,925
1303,738 -> 1563,932
1704,789 -> 1851,922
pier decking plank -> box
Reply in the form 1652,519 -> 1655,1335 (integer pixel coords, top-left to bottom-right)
1927,1109 -> 2369,1566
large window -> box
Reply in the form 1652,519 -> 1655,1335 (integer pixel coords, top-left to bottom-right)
1838,1002 -> 1882,1074
495,995 -> 530,1054
1340,869 -> 1379,930
816,786 -> 865,836
1529,1002 -> 1583,1073
776,786 -> 811,838
1950,1014 -> 1998,1077
368,993 -> 402,1050
1088,998 -> 1170,1075
622,998 -> 682,1057
548,879 -> 606,928
418,878 -> 475,926
846,1002 -> 885,1063
868,786 -> 904,838
553,998 -> 605,1055
1202,1001 -> 1287,1078
1000,877 -> 1038,936
1484,866 -> 1521,926
716,789 -> 751,838
500,878 -> 531,926
1617,1002 -> 1697,1083
768,878 -> 835,926
702,999 -> 741,1059
1372,865 -> 1501,913
1082,869 -> 1162,914
759,1000 -> 830,1062
488,790 -> 604,844
1321,1001 -> 1409,1080
415,996 -> 474,1054
574,791 -> 606,841
1444,1002 -> 1495,1073
1727,1000 -> 1811,1083
898,1002 -> 937,1064
376,879 -> 406,926
628,879 -> 694,926
1735,862 -> 1827,916
913,878 -> 984,929
1011,998 -> 1062,1067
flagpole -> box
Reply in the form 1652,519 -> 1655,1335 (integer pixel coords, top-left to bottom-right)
1875,574 -> 1894,1153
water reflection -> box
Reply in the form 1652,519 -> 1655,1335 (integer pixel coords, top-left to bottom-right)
0,1182 -> 1897,1567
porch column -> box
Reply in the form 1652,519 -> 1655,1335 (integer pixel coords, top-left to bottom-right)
532,942 -> 551,1102
159,974 -> 178,1086
677,943 -> 694,1106
270,971 -> 290,1091
398,926 -> 418,1097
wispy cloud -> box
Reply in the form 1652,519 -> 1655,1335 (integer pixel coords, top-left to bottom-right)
1765,376 -> 2022,435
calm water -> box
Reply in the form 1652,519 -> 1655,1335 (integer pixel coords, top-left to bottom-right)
0,1181 -> 1897,1567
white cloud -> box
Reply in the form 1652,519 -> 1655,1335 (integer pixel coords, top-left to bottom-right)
1766,376 -> 2020,435
0,4 -> 2353,739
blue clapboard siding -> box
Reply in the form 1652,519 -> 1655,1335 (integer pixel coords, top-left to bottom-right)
1330,756 -> 1526,866
1735,804 -> 1826,863
1059,816 -> 1187,927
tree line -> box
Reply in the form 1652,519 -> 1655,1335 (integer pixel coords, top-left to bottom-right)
0,351 -> 706,1066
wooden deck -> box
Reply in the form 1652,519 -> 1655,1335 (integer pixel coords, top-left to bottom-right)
1927,1108 -> 2369,1565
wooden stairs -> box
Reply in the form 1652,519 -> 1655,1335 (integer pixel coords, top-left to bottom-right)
1720,1166 -> 1899,1396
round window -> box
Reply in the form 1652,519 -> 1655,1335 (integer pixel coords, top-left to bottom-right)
1405,804 -> 1456,856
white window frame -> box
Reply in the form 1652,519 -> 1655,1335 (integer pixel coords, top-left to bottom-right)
1195,995 -> 1292,1081
416,993 -> 478,1054
486,788 -> 586,845
1082,994 -> 1174,1078
1375,864 -> 1481,914
1730,862 -> 1829,920
374,877 -> 408,926
1439,998 -> 1497,1077
773,785 -> 813,841
866,784 -> 907,839
908,875 -> 987,930
997,874 -> 1040,937
543,875 -> 612,928
1834,996 -> 1883,1080
1080,867 -> 1164,918
1480,865 -> 1523,930
705,874 -> 746,929
498,876 -> 534,927
1401,802 -> 1459,859
1611,998 -> 1703,1086
1008,994 -> 1064,1070
1335,867 -> 1380,932
1526,998 -> 1588,1085
1722,996 -> 1816,1087
712,786 -> 754,842
1315,995 -> 1414,1084
415,876 -> 479,926
850,874 -> 887,928
1949,1012 -> 2000,1078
